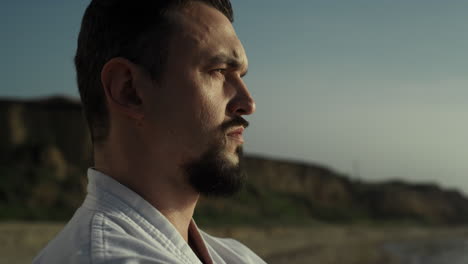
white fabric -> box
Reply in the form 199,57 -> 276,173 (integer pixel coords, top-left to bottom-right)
33,168 -> 266,264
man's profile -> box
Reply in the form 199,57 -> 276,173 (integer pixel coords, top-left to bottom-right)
33,0 -> 265,263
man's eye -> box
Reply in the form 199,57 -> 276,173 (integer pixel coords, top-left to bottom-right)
212,69 -> 226,74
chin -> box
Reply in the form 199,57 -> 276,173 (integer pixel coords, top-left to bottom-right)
222,149 -> 240,165
184,145 -> 246,197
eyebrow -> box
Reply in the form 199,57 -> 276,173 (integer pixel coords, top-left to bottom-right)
207,54 -> 248,75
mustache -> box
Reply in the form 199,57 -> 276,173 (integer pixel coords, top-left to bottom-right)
221,116 -> 249,132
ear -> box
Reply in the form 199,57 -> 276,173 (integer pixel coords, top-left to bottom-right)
101,58 -> 145,121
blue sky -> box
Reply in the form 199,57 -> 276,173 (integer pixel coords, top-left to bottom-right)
2,1 -> 468,194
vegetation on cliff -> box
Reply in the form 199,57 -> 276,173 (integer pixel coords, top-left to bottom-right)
1,97 -> 468,225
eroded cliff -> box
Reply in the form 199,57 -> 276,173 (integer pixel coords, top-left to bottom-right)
1,97 -> 467,225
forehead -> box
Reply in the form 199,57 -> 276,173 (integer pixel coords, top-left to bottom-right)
168,2 -> 248,68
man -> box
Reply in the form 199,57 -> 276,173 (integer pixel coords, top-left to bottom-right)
33,0 -> 266,263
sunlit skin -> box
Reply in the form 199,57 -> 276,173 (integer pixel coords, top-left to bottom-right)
94,2 -> 255,243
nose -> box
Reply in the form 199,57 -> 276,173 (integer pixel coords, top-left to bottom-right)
227,79 -> 256,116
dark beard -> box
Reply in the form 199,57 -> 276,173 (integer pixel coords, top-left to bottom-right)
184,145 -> 246,197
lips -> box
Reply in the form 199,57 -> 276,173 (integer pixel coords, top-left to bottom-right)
226,127 -> 245,143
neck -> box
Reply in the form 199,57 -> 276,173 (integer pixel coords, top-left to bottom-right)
94,138 -> 199,242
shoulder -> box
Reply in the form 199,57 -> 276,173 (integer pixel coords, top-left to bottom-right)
201,231 -> 267,264
33,208 -> 140,264
34,209 -> 184,264
89,212 -> 188,263
33,207 -> 94,264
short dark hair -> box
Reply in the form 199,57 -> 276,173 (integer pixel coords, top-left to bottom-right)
75,0 -> 233,143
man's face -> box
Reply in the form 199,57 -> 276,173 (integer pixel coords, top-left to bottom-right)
141,2 -> 255,196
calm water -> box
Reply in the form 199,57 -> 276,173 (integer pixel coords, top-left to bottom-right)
384,237 -> 468,264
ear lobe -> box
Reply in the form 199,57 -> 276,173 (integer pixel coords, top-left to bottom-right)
101,58 -> 144,121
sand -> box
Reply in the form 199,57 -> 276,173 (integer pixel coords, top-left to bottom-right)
2,222 -> 468,264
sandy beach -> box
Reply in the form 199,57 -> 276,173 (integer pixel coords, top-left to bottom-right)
3,222 -> 468,264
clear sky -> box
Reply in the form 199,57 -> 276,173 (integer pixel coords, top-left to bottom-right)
2,1 -> 468,194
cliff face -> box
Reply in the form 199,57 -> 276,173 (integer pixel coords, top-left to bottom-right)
0,97 -> 92,219
1,97 -> 468,225
0,97 -> 92,167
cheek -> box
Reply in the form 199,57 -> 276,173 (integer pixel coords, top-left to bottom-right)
197,90 -> 228,132
158,72 -> 227,140
191,76 -> 227,129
